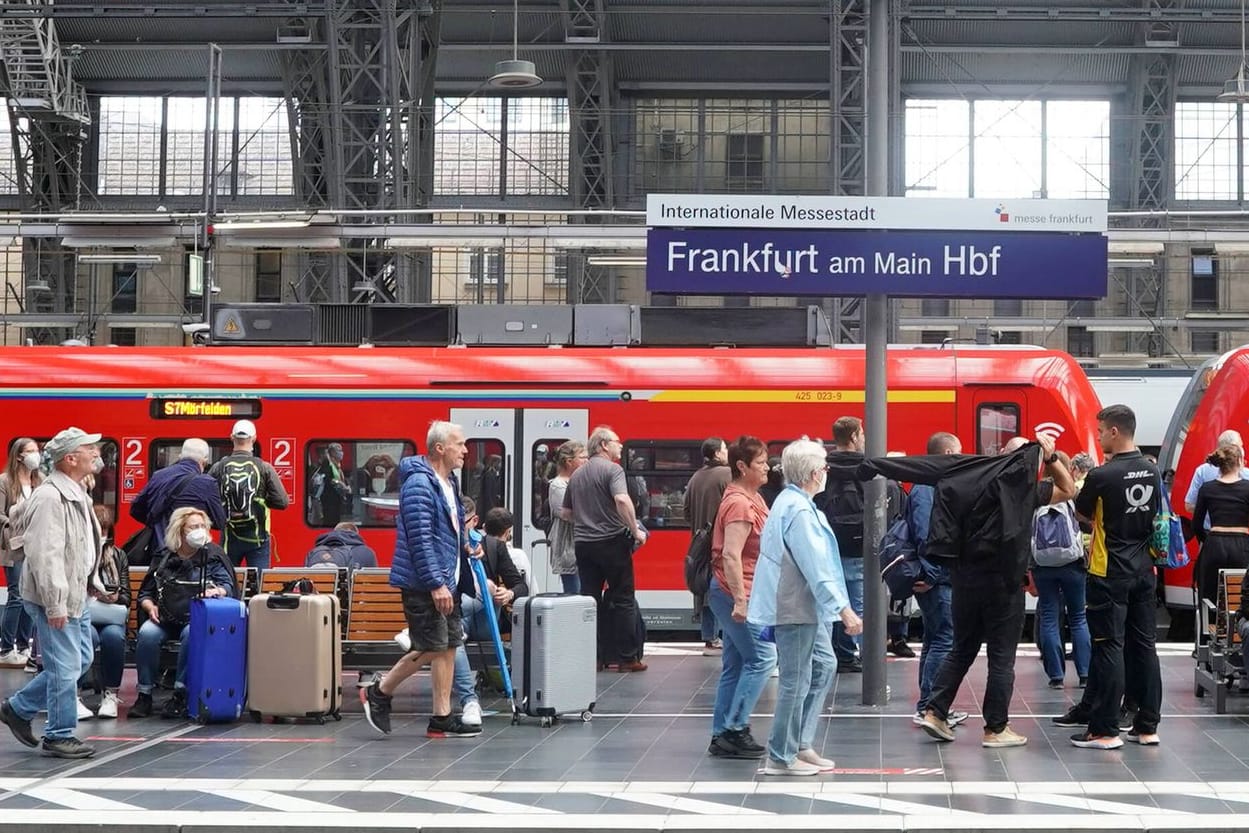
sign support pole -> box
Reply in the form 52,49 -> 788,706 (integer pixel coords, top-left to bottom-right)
861,0 -> 890,707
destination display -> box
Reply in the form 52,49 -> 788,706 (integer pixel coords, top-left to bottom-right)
150,398 -> 263,419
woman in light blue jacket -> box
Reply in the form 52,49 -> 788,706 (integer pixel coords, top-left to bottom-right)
749,439 -> 862,776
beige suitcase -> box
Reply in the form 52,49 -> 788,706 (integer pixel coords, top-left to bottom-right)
246,590 -> 342,722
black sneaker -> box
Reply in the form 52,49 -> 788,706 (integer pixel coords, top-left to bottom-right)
129,692 -> 153,719
1048,679 -> 1065,690
0,699 -> 37,748
160,689 -> 188,720
887,638 -> 916,659
427,713 -> 481,738
733,726 -> 766,755
708,731 -> 763,759
1052,706 -> 1090,728
41,736 -> 95,759
837,657 -> 864,673
361,680 -> 392,735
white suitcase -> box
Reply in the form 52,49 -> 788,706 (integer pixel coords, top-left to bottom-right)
510,594 -> 597,726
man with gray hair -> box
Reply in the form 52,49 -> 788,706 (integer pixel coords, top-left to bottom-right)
562,425 -> 649,672
0,428 -> 102,759
130,437 -> 226,566
1185,429 -> 1249,516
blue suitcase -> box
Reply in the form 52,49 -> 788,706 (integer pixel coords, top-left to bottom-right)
185,597 -> 248,723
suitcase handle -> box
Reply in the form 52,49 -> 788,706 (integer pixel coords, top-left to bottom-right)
266,595 -> 302,610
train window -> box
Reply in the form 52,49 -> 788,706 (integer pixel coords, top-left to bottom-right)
23,436 -> 120,518
622,440 -> 703,530
531,437 -> 577,531
463,438 -> 506,516
304,440 -> 416,528
977,403 -> 1020,455
151,439 -> 233,471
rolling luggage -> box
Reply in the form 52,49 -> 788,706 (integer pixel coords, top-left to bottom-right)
246,580 -> 342,723
510,593 -> 596,726
185,596 -> 249,724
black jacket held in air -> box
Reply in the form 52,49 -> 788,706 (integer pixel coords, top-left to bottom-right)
857,444 -> 1047,586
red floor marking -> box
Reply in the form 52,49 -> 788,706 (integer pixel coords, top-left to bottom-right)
87,736 -> 336,744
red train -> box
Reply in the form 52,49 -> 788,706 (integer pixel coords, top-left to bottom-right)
0,344 -> 1101,629
1160,346 -> 1249,610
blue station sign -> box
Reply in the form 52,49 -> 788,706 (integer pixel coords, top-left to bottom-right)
645,195 -> 1109,299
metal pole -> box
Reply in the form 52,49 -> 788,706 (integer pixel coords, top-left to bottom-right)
861,0 -> 890,707
202,44 -> 222,327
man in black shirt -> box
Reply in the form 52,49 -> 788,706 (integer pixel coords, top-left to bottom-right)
1064,404 -> 1163,749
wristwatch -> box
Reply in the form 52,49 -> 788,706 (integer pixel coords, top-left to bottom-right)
1044,453 -> 1060,464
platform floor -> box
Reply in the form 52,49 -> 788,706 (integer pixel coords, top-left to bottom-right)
0,641 -> 1247,832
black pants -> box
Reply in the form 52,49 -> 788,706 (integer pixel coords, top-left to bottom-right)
575,535 -> 641,663
1083,572 -> 1162,737
927,569 -> 1025,733
1196,532 -> 1249,610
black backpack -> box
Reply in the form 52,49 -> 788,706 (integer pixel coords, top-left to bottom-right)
683,522 -> 713,596
818,477 -> 865,558
304,543 -> 354,571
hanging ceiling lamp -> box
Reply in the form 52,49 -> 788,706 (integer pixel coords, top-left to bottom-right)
488,0 -> 542,89
1219,0 -> 1249,102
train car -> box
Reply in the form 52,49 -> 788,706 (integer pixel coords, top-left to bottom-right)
0,344 -> 1101,629
1158,347 -> 1249,610
1087,368 -> 1191,459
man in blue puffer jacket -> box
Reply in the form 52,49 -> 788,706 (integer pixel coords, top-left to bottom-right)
361,420 -> 482,739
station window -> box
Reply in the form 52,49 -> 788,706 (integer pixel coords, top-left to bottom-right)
976,403 -> 1020,455
304,440 -> 416,528
1191,251 -> 1218,311
531,437 -> 579,530
622,440 -> 704,529
25,436 -> 120,518
255,251 -> 282,303
151,439 -> 234,471
462,438 -> 506,516
1191,331 -> 1220,354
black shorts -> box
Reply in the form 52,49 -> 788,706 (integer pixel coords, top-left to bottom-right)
401,589 -> 462,652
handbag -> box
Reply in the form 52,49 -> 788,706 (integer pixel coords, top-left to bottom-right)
1151,475 -> 1190,569
87,598 -> 128,628
154,553 -> 199,628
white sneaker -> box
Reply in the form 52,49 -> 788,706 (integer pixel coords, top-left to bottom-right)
0,650 -> 24,668
948,710 -> 970,727
76,698 -> 94,721
461,700 -> 483,726
763,757 -> 821,776
394,628 -> 412,653
796,748 -> 836,771
96,691 -> 119,720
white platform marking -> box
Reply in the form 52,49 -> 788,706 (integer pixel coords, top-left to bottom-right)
22,788 -> 142,811
592,791 -> 772,815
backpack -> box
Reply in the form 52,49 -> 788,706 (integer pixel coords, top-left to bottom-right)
878,515 -> 928,603
1032,502 -> 1084,567
683,522 -> 713,596
534,499 -> 553,536
817,477 -> 864,558
220,457 -> 265,543
304,543 -> 353,570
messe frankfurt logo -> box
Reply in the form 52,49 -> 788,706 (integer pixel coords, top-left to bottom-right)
995,203 -> 1010,222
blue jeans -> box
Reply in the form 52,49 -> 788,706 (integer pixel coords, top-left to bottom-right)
225,538 -> 271,572
452,595 -> 502,708
768,621 -> 837,765
560,573 -> 581,595
90,623 -> 127,689
1034,561 -> 1091,682
914,581 -> 953,712
1,562 -> 34,652
700,603 -> 719,643
136,620 -> 190,694
833,558 -> 864,661
707,578 -> 776,736
9,603 -> 92,740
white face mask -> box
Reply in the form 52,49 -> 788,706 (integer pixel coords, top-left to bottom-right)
21,452 -> 40,471
813,471 -> 828,494
185,528 -> 210,548
90,456 -> 105,475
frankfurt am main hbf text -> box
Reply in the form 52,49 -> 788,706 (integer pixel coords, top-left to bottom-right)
664,241 -> 1004,277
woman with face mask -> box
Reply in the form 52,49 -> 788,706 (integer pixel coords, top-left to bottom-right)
131,507 -> 236,719
0,438 -> 42,668
748,438 -> 862,776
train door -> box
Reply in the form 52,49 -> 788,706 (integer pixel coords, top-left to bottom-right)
449,407 -> 589,595
966,390 -> 1028,455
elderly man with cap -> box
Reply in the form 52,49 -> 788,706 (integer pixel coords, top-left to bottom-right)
0,427 -> 103,759
208,420 -> 289,571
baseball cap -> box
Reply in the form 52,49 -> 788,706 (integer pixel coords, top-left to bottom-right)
231,419 -> 257,438
45,427 -> 102,462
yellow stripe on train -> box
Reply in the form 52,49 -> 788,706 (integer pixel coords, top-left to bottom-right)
649,389 -> 957,404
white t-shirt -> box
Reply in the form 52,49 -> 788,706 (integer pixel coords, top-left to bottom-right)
437,474 -> 461,586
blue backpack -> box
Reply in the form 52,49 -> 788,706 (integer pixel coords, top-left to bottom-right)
1032,503 -> 1084,567
878,515 -> 928,602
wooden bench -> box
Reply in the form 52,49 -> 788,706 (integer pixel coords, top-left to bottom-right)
1195,568 -> 1246,713
343,569 -> 407,672
258,567 -> 343,598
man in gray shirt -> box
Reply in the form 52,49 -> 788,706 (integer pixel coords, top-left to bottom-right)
562,425 -> 648,672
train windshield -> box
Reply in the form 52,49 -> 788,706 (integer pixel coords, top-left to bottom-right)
1158,355 -> 1220,484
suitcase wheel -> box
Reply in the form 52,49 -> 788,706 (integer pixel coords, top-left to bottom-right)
333,711 -> 342,722
249,711 -> 263,723
540,716 -> 554,728
580,710 -> 593,723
